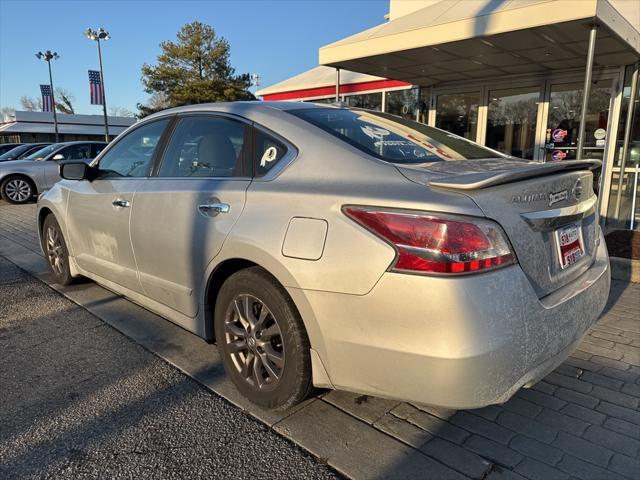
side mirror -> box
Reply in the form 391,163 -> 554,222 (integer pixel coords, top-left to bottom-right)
52,153 -> 65,161
60,161 -> 91,181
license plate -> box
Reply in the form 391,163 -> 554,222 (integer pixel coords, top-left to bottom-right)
555,223 -> 584,269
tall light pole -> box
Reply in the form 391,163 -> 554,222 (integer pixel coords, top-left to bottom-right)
250,73 -> 261,97
85,27 -> 110,141
35,50 -> 60,142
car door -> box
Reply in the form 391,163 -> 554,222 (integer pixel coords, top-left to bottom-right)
66,119 -> 171,292
43,143 -> 93,188
129,114 -> 252,318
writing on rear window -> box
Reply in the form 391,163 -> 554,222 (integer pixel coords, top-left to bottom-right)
291,108 -> 505,165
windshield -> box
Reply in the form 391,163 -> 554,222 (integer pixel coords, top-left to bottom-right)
290,108 -> 506,164
0,144 -> 30,160
25,143 -> 60,160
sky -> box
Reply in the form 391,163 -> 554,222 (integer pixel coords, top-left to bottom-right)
0,0 -> 388,115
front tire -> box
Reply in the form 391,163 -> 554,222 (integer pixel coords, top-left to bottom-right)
42,214 -> 74,285
1,176 -> 35,204
214,267 -> 312,410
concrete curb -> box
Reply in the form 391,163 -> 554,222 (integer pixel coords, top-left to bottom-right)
610,256 -> 640,283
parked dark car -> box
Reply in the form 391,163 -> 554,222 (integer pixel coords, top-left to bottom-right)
0,143 -> 52,162
0,143 -> 23,155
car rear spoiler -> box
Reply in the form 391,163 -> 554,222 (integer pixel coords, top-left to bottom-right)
428,160 -> 601,191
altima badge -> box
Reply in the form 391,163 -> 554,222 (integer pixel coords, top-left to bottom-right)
549,190 -> 568,207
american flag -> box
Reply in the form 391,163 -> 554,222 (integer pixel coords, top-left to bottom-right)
40,85 -> 53,112
88,70 -> 104,105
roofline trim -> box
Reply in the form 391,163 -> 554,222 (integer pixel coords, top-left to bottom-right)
319,0 -> 605,66
262,79 -> 411,101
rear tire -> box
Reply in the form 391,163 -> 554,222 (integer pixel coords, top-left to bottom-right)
1,176 -> 35,204
42,214 -> 74,285
214,267 -> 312,410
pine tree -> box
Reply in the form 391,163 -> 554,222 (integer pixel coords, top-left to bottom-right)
139,21 -> 253,117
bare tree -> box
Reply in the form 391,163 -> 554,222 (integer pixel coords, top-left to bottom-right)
55,88 -> 75,114
109,106 -> 135,117
137,92 -> 170,118
20,89 -> 74,114
20,96 -> 42,111
1,106 -> 15,120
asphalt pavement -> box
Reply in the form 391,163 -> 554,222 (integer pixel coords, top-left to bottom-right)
0,257 -> 339,479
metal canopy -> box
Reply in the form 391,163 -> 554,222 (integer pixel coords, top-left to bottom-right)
319,0 -> 639,87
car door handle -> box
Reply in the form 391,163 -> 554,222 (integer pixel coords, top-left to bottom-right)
112,199 -> 130,208
198,203 -> 230,214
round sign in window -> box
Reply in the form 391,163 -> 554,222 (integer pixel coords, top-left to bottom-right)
552,128 -> 568,143
594,128 -> 606,140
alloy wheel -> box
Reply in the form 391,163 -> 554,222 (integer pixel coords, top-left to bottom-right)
46,226 -> 65,276
5,179 -> 31,202
224,294 -> 285,391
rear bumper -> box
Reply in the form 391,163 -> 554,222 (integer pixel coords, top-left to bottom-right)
290,230 -> 610,409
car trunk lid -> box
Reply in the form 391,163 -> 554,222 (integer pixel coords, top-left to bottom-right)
398,159 -> 601,298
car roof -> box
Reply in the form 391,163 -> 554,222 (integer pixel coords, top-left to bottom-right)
54,141 -> 108,145
144,100 -> 339,121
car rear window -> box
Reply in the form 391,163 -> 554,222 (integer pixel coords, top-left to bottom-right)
289,108 -> 504,164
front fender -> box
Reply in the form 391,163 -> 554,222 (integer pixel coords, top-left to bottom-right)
36,185 -> 70,256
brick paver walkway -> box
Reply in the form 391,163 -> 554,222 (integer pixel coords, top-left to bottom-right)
1,200 -> 638,480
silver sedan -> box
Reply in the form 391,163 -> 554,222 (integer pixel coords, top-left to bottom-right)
0,141 -> 107,203
37,102 -> 610,410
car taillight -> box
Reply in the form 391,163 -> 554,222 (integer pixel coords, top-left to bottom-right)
343,206 -> 516,275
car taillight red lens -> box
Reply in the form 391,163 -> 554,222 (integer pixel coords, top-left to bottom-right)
343,206 -> 516,275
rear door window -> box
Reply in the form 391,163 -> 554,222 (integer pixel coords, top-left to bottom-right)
158,116 -> 248,178
290,108 -> 505,164
57,144 -> 92,160
254,129 -> 287,177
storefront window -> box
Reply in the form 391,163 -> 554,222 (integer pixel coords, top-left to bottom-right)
304,97 -> 335,104
544,81 -> 611,162
345,92 -> 382,111
486,87 -> 540,159
385,88 -> 419,120
417,88 -> 429,124
435,92 -> 479,140
606,65 -> 640,231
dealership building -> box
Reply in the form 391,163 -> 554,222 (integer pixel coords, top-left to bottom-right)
258,0 -> 640,232
0,111 -> 135,143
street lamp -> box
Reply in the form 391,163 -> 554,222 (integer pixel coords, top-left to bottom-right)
35,50 -> 60,142
85,27 -> 110,141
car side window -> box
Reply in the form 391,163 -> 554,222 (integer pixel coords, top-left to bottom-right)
158,116 -> 247,178
56,144 -> 92,161
92,143 -> 106,158
97,119 -> 169,178
254,129 -> 287,176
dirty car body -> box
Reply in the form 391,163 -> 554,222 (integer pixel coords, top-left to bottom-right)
37,102 -> 610,409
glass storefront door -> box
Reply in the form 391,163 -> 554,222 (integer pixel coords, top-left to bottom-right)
606,66 -> 640,231
543,81 -> 613,162
486,86 -> 540,159
435,92 -> 479,140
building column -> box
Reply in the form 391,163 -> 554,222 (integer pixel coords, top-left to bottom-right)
613,62 -> 639,223
576,24 -> 598,160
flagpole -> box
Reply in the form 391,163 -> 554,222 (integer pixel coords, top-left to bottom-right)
36,50 -> 60,143
85,28 -> 110,142
96,39 -> 109,141
47,60 -> 60,143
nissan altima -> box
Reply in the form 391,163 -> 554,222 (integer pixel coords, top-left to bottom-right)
37,102 -> 610,410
